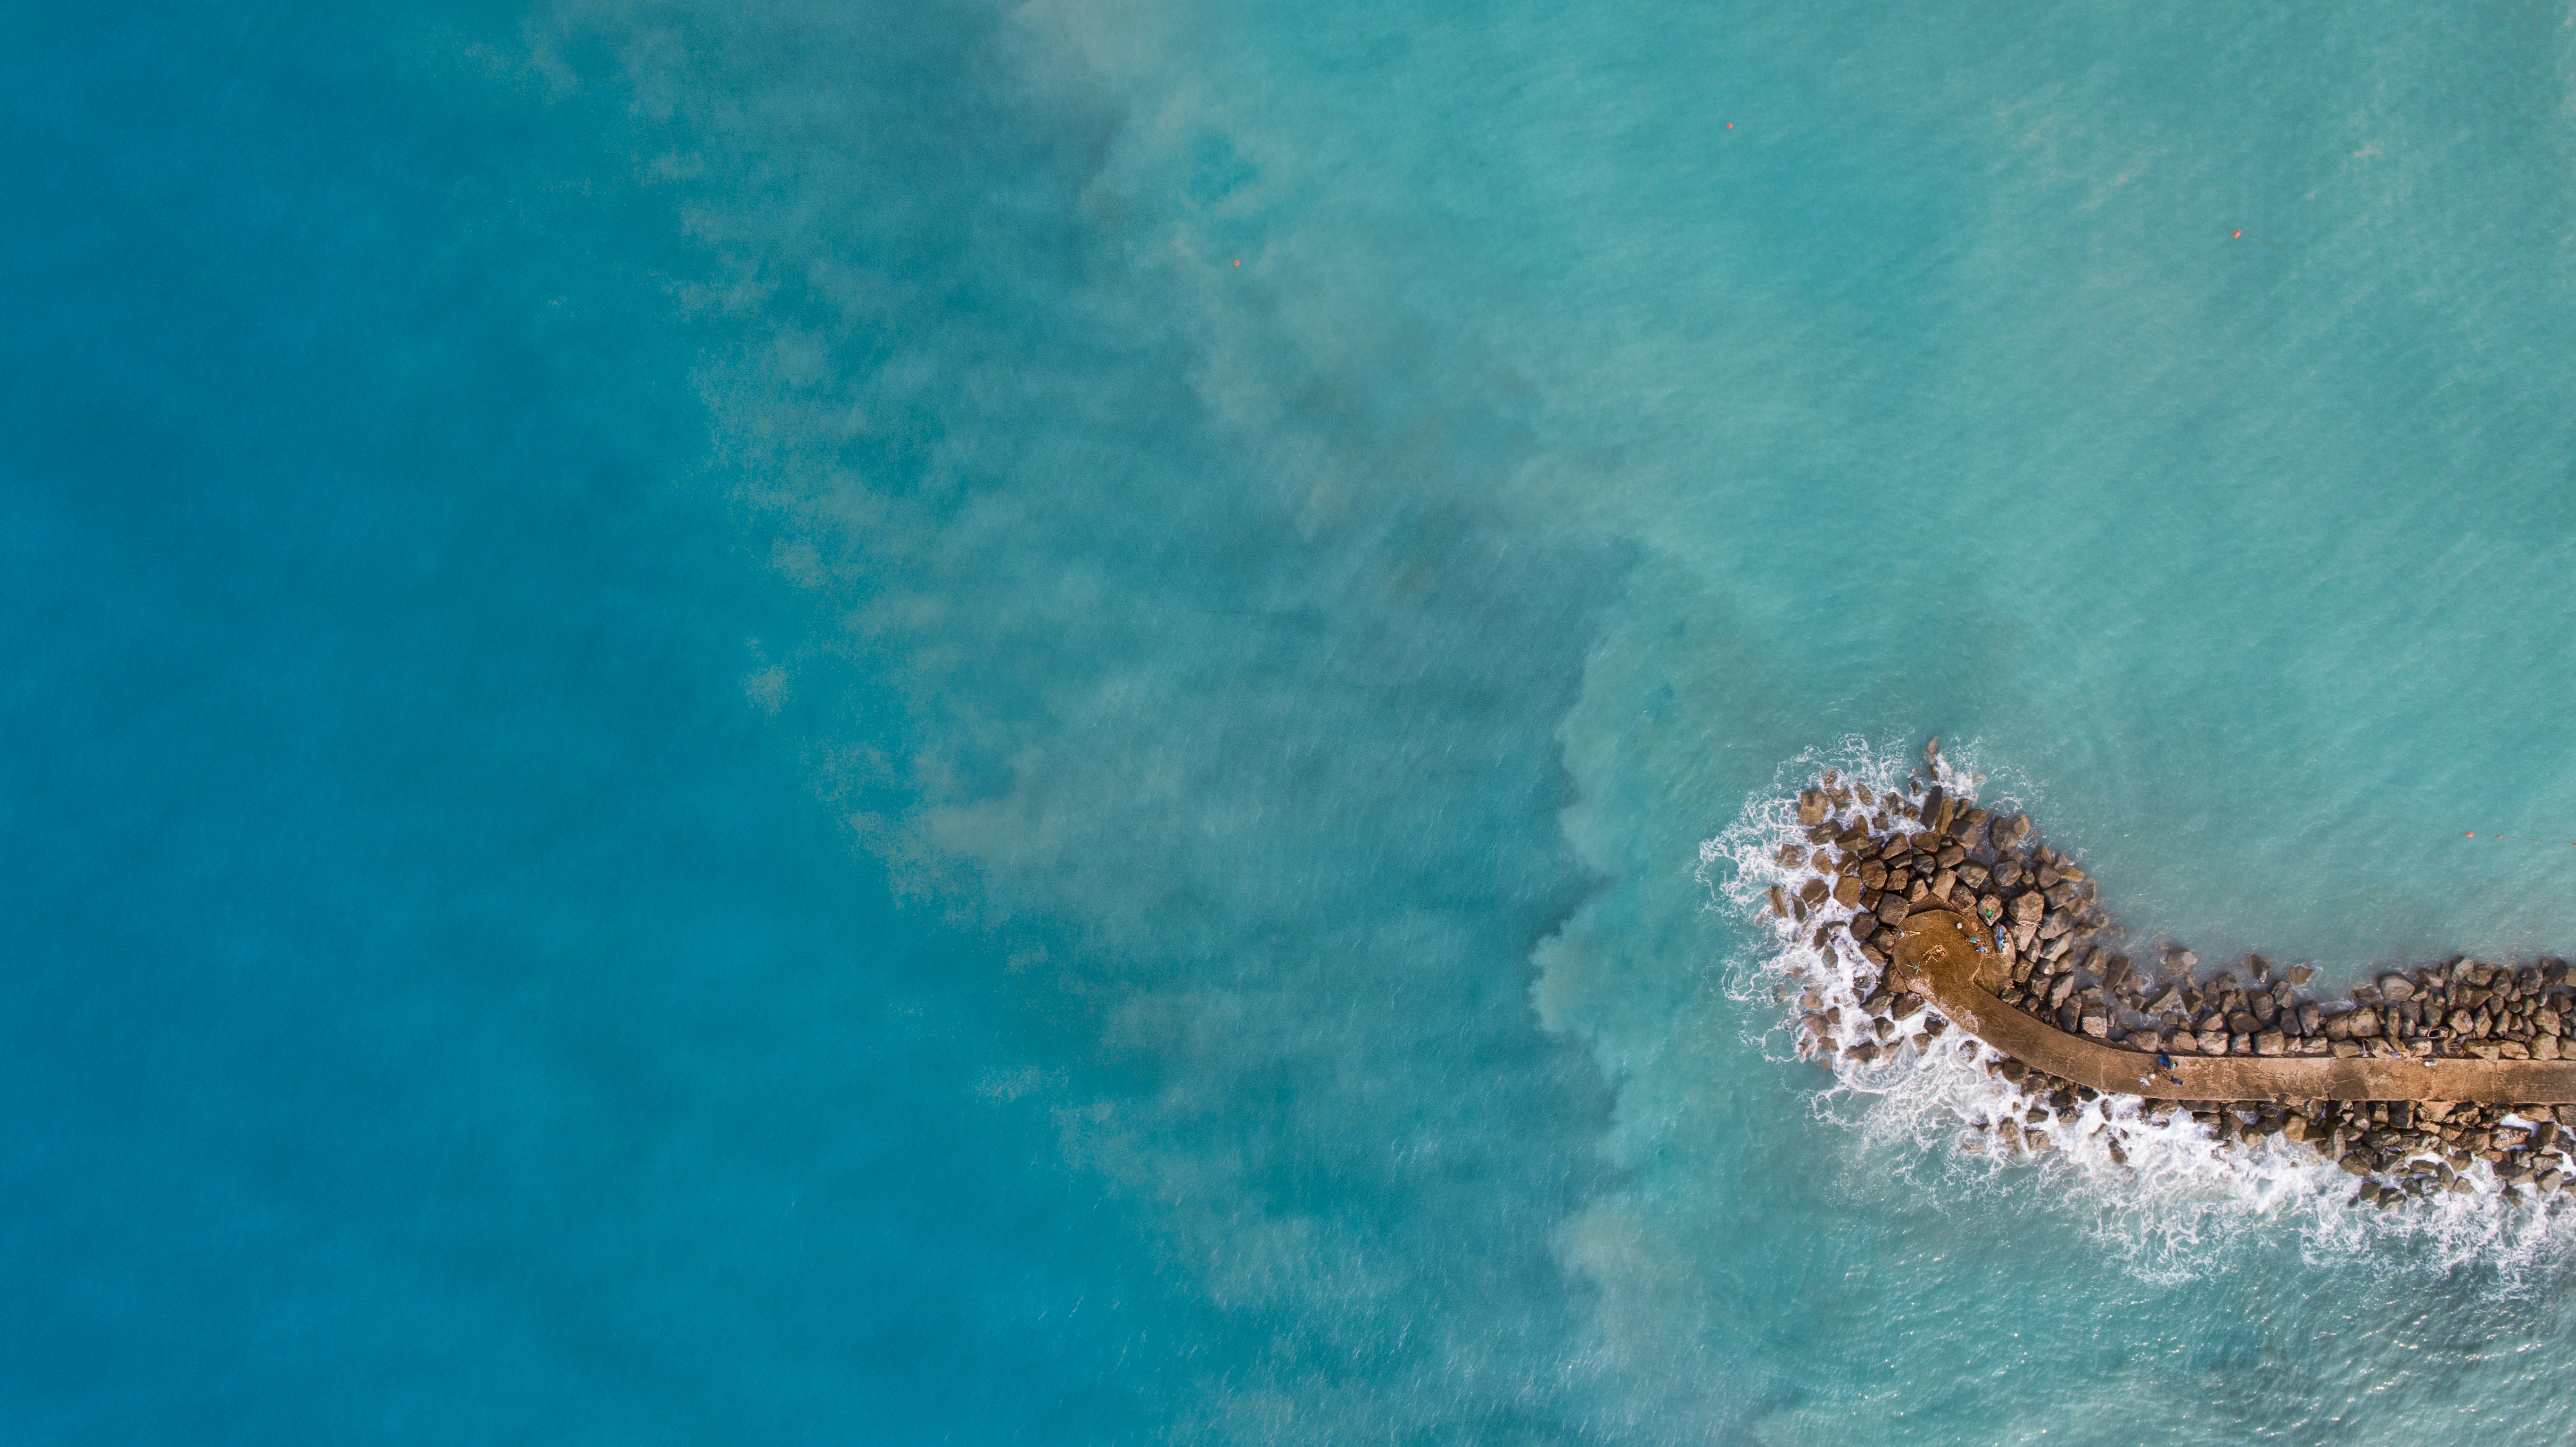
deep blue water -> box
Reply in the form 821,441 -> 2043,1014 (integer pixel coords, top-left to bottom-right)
1,6 -> 1175,1439
12,0 -> 2576,1441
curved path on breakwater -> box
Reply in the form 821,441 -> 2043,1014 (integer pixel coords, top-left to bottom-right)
1891,910 -> 2576,1104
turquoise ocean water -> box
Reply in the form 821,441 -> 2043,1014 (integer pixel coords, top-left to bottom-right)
11,0 -> 2576,1440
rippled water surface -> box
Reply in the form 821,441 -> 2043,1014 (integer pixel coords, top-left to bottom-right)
10,0 -> 2576,1441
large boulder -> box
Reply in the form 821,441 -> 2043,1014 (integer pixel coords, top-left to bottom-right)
1797,790 -> 1829,826
1833,877 -> 1864,907
2379,974 -> 2416,1001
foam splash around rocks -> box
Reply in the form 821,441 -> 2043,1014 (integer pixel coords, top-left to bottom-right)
1701,736 -> 2576,1281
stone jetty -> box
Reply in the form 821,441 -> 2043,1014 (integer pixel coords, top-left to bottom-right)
1775,765 -> 2576,1209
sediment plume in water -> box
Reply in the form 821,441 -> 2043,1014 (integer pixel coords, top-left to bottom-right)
1702,738 -> 2576,1279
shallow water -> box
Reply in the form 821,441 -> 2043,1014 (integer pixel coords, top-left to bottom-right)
12,0 -> 2576,1441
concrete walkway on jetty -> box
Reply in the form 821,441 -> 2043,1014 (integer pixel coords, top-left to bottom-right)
1892,910 -> 2576,1105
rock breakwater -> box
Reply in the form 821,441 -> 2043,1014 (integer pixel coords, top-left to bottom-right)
1757,751 -> 2576,1212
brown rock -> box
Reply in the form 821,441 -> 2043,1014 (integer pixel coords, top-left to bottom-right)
1833,877 -> 1864,908
2256,1030 -> 2286,1056
1769,885 -> 1788,918
1797,790 -> 1828,826
1799,879 -> 1828,905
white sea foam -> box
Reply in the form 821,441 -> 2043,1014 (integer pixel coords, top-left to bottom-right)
1701,736 -> 2576,1283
